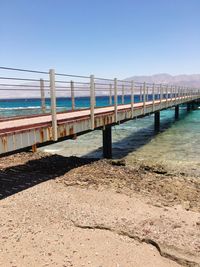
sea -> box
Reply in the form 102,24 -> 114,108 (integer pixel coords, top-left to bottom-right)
1,96 -> 200,175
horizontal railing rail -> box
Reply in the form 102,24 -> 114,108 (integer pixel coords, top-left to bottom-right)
0,66 -> 200,140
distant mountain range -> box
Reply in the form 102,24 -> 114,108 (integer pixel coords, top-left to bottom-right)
125,73 -> 200,88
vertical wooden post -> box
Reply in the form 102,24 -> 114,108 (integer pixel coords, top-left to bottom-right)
140,86 -> 142,102
122,84 -> 125,104
160,84 -> 163,103
143,82 -> 146,114
90,75 -> 95,130
180,86 -> 182,103
146,86 -> 148,102
109,84 -> 112,105
170,86 -> 173,104
152,83 -> 155,112
166,85 -> 168,105
40,78 -> 46,113
131,80 -> 134,118
70,80 -> 75,111
114,78 -> 118,122
175,86 -> 177,104
94,82 -> 96,107
49,69 -> 58,141
102,125 -> 112,159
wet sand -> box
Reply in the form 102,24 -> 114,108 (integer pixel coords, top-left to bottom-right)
0,152 -> 200,266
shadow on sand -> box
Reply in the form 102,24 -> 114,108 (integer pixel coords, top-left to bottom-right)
0,155 -> 97,200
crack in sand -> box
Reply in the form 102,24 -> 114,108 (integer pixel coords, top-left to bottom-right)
71,220 -> 199,267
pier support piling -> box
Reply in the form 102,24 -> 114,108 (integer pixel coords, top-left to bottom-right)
102,125 -> 112,159
154,111 -> 160,132
187,103 -> 191,112
175,105 -> 179,120
191,101 -> 195,110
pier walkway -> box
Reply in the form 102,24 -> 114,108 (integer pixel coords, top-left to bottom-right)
0,67 -> 199,157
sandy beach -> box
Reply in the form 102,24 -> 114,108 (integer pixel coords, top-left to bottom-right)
0,152 -> 200,267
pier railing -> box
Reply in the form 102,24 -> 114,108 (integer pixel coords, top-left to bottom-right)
0,67 -> 200,139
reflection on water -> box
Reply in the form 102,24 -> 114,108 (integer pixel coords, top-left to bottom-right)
40,106 -> 200,175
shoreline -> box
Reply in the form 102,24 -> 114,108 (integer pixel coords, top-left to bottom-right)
0,151 -> 200,266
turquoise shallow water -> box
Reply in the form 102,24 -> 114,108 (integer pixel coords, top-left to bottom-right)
1,97 -> 199,174
41,105 -> 200,174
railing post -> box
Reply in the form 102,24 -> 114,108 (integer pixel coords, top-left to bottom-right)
94,82 -> 96,107
140,86 -> 142,102
70,80 -> 75,111
175,86 -> 177,104
122,84 -> 125,104
143,82 -> 146,114
131,80 -> 134,118
181,86 -> 183,102
170,85 -> 173,104
114,78 -> 118,122
166,85 -> 168,107
146,85 -> 148,102
180,86 -> 182,103
40,78 -> 46,113
109,84 -> 112,105
49,69 -> 58,141
160,84 -> 162,104
180,86 -> 182,102
152,83 -> 155,111
90,75 -> 95,130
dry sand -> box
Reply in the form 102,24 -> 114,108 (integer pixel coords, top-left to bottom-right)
0,152 -> 200,267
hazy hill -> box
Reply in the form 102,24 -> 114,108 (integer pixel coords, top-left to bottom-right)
125,73 -> 200,88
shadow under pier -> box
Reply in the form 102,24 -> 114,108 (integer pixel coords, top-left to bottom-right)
0,154 -> 97,200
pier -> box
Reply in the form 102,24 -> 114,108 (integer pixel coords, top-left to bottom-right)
0,67 -> 200,158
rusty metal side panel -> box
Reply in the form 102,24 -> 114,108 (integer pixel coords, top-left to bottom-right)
0,126 -> 53,154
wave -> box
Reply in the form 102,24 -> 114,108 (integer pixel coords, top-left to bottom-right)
0,105 -> 84,111
0,105 -> 67,111
0,106 -> 45,110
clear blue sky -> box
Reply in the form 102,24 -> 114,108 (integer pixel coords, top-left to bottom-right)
1,0 -> 200,78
